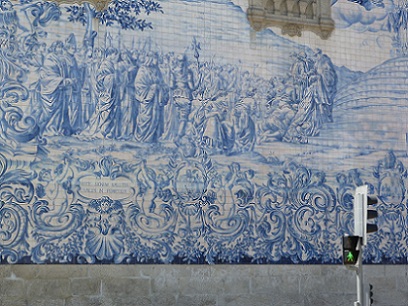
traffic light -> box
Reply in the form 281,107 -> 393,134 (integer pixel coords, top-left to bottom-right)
366,283 -> 374,305
354,185 -> 378,245
342,235 -> 360,266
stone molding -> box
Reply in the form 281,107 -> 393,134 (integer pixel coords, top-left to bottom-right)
247,0 -> 334,39
50,0 -> 110,11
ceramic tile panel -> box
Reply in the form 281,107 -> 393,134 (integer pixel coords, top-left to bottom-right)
0,0 -> 407,265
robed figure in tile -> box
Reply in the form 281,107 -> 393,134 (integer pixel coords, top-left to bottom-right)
314,49 -> 337,123
64,34 -> 83,134
38,41 -> 72,137
83,47 -> 120,139
134,52 -> 169,143
117,50 -> 139,140
283,72 -> 328,143
164,54 -> 195,144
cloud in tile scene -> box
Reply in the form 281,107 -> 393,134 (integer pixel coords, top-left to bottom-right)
331,0 -> 393,32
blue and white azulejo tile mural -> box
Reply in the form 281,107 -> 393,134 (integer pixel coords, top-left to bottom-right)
0,0 -> 407,264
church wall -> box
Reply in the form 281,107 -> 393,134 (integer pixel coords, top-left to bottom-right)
0,0 -> 407,304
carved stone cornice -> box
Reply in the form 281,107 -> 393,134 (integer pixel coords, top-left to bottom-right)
247,0 -> 334,39
51,0 -> 110,11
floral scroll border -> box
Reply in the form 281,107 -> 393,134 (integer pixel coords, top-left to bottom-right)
0,147 -> 407,265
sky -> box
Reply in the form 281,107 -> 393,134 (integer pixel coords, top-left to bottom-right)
15,0 -> 397,73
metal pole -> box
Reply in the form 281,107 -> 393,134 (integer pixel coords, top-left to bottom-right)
355,237 -> 364,306
365,285 -> 370,306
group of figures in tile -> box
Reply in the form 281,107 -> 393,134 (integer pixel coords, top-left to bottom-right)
34,41 -> 335,148
0,0 -> 338,155
0,0 -> 407,264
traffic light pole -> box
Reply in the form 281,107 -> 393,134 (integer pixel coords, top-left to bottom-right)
346,236 -> 365,306
354,189 -> 366,305
354,237 -> 364,306
344,185 -> 377,306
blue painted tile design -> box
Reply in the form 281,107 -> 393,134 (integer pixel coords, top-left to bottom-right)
0,0 -> 407,264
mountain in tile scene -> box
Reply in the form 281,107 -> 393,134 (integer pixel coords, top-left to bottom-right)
321,57 -> 408,152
